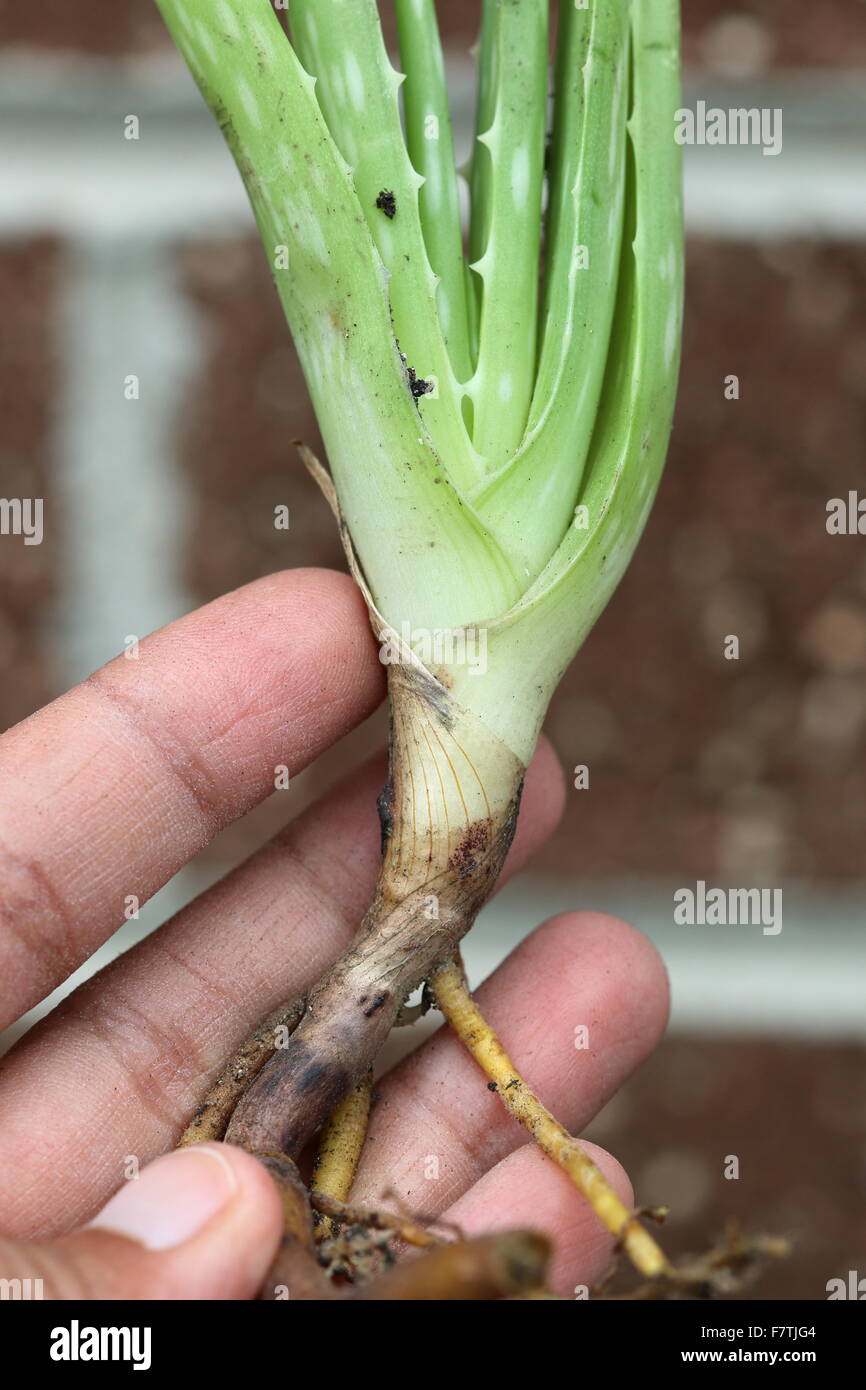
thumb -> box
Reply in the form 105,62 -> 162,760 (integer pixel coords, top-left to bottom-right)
0,1143 -> 283,1300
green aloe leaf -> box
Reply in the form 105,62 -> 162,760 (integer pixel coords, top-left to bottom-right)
465,0 -> 548,470
470,3 -> 632,578
450,0 -> 684,760
394,0 -> 474,386
157,0 -> 683,763
157,0 -> 522,630
287,0 -> 481,489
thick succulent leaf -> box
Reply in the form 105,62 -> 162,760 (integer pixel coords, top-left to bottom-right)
394,0 -> 474,386
471,2 -> 632,579
450,0 -> 684,761
158,0 -> 683,763
157,0 -> 522,630
465,0 -> 548,470
287,0 -> 481,489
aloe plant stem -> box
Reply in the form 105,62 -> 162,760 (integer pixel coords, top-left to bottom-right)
157,0 -> 688,1297
225,658 -> 525,1159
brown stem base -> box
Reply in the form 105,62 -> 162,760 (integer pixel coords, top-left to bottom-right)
225,660 -> 525,1159
178,996 -> 306,1146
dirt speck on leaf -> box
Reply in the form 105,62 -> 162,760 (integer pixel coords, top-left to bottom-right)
375,189 -> 397,219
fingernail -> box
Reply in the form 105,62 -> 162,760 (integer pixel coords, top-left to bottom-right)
89,1145 -> 239,1251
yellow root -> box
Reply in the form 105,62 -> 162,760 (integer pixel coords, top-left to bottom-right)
310,1191 -> 443,1249
311,1070 -> 373,1241
428,959 -> 673,1282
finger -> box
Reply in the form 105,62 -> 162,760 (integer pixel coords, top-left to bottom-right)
0,741 -> 565,1238
0,569 -> 384,1026
0,1144 -> 282,1301
352,912 -> 668,1214
434,1140 -> 634,1297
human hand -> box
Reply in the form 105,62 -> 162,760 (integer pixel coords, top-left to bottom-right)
0,570 -> 667,1299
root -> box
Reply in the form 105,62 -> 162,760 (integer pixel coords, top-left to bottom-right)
428,961 -> 789,1298
428,958 -> 673,1281
354,1230 -> 550,1301
255,1145 -> 549,1299
310,1191 -> 444,1249
178,996 -> 306,1146
602,1224 -> 790,1300
255,1151 -> 340,1301
311,1071 -> 373,1241
254,1146 -> 549,1298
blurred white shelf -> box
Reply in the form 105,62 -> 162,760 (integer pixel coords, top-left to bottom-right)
0,55 -> 864,239
467,878 -> 866,1039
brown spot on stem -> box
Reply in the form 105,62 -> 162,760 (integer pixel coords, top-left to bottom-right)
359,991 -> 390,1018
298,1060 -> 329,1094
376,778 -> 394,853
448,821 -> 492,879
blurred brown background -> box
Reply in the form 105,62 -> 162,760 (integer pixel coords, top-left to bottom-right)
1,2 -> 864,1299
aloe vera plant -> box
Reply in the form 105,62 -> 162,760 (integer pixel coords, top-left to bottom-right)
157,0 -> 695,1295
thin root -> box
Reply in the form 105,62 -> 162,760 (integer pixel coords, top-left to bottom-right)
428,959 -> 673,1281
311,1071 -> 373,1242
258,1150 -> 549,1299
310,1190 -> 444,1249
178,996 -> 307,1146
601,1222 -> 790,1300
